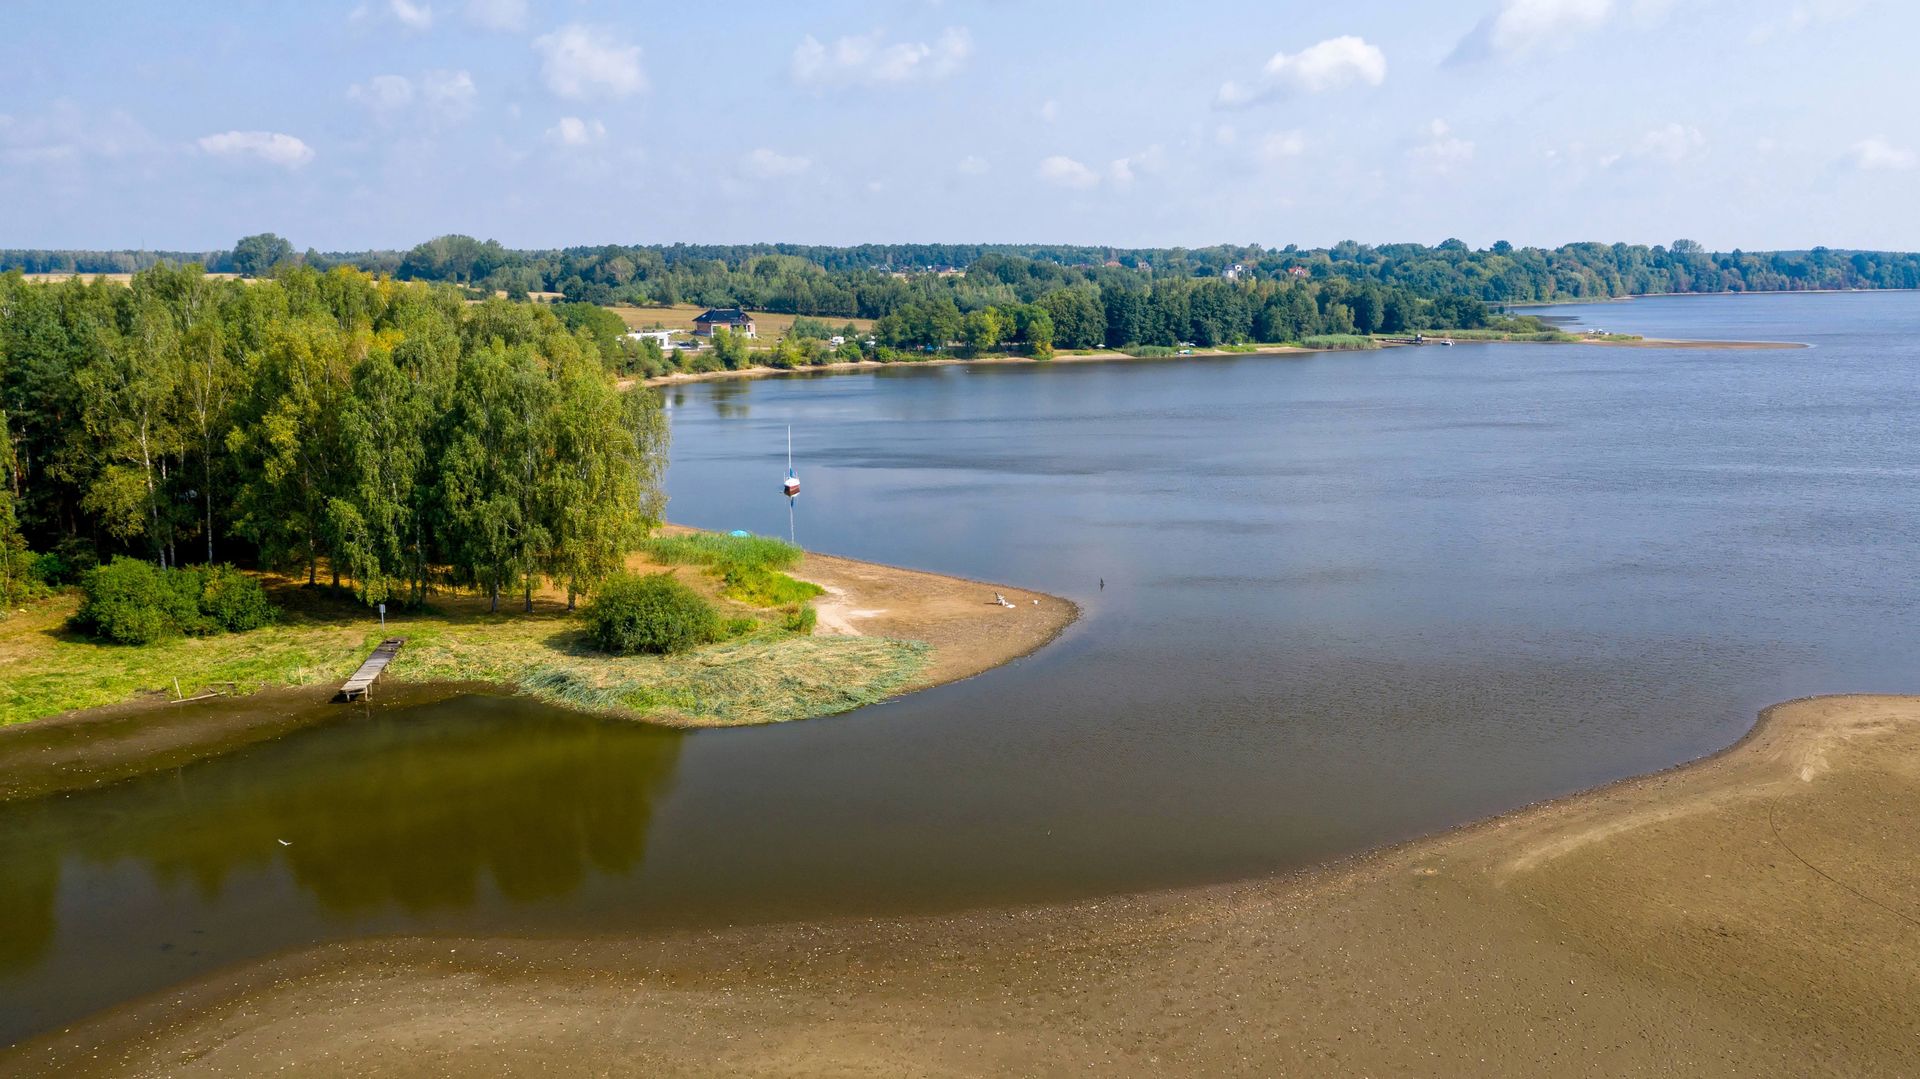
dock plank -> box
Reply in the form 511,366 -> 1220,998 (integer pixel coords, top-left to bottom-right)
337,637 -> 406,701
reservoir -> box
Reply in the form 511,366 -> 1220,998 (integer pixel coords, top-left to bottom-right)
5,291 -> 1919,1042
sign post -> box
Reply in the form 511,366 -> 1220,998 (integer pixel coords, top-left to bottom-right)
378,602 -> 386,630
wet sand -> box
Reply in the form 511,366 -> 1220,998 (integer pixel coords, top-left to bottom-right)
7,693 -> 1915,1076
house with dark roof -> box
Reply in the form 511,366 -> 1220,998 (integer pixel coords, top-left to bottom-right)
692,308 -> 756,338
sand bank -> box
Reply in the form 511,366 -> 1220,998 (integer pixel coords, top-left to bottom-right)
8,693 -> 1916,1075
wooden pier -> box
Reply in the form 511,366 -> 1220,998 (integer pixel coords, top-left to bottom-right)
337,637 -> 406,702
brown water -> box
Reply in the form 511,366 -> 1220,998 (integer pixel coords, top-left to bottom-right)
6,292 -> 1920,1043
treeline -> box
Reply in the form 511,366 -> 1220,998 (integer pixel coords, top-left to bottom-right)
875,276 -> 1494,351
0,266 -> 666,612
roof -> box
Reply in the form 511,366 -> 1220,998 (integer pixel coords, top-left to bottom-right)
693,307 -> 753,324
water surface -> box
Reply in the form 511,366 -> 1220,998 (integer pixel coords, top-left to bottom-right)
5,291 -> 1919,1042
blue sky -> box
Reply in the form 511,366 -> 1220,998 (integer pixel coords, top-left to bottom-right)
1,0 -> 1913,251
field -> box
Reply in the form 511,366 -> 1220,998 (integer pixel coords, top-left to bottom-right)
16,272 -> 242,285
608,303 -> 875,339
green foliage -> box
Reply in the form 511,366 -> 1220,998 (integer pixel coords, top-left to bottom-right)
640,532 -> 803,572
722,564 -> 825,607
1123,345 -> 1176,358
709,327 -> 751,370
198,564 -> 277,631
781,604 -> 817,635
72,558 -> 280,644
583,572 -> 722,655
1300,334 -> 1379,350
231,233 -> 294,277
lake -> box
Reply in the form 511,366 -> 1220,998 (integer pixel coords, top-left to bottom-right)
5,291 -> 1919,1043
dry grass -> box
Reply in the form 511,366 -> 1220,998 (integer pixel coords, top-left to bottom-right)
608,303 -> 874,339
15,272 -> 243,285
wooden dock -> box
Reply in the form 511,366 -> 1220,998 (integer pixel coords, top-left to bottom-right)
337,637 -> 406,702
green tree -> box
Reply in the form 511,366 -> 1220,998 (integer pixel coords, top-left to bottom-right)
231,233 -> 295,278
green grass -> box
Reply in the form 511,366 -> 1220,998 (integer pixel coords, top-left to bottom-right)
1300,334 -> 1380,350
641,532 -> 802,572
641,532 -> 824,610
722,564 -> 825,607
0,566 -> 920,729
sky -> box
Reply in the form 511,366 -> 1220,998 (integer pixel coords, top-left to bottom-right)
0,0 -> 1914,252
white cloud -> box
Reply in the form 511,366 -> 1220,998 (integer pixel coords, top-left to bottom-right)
1216,36 -> 1386,108
0,104 -> 160,167
1410,119 -> 1475,172
465,0 -> 525,31
390,0 -> 432,29
956,154 -> 990,175
349,74 -> 415,113
349,70 -> 475,123
791,27 -> 971,87
1450,0 -> 1622,62
546,116 -> 606,147
743,147 -> 811,179
353,0 -> 432,30
534,25 -> 647,100
1038,99 -> 1060,123
1037,155 -> 1100,190
197,130 -> 315,169
1633,122 -> 1704,163
1846,136 -> 1916,171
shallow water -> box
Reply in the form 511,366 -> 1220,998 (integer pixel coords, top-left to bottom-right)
5,291 -> 1920,1042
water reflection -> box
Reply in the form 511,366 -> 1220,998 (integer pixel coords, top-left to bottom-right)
0,693 -> 682,1006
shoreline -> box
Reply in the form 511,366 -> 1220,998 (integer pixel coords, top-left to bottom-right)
10,692 -> 1919,1074
0,541 -> 1077,795
636,333 -> 1804,387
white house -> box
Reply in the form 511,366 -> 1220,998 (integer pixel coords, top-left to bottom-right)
625,329 -> 680,348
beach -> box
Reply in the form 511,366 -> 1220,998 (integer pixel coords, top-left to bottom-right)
6,692 -> 1914,1075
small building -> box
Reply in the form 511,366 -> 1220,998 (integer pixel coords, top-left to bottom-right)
1223,263 -> 1247,282
624,329 -> 679,348
1286,266 -> 1311,279
693,308 -> 756,338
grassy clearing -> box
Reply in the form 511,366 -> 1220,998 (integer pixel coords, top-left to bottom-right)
0,542 -> 921,728
639,532 -> 823,608
1299,334 -> 1379,350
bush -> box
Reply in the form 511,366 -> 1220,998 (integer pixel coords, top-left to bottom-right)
199,564 -> 277,631
781,604 -> 817,635
72,558 -> 280,644
641,532 -> 802,572
74,558 -> 184,645
583,572 -> 722,655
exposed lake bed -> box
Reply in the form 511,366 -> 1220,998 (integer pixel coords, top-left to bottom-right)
3,291 -> 1918,1070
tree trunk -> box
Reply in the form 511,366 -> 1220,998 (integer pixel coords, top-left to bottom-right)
490,581 -> 499,613
566,583 -> 576,613
524,583 -> 533,613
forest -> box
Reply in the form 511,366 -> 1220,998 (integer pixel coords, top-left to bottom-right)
0,266 -> 666,613
5,235 -> 1916,313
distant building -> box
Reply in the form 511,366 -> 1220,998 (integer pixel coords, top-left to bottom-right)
624,329 -> 679,348
1287,266 -> 1311,279
1223,263 -> 1247,281
693,308 -> 756,338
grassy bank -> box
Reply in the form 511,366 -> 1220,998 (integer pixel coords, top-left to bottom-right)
0,537 -> 926,729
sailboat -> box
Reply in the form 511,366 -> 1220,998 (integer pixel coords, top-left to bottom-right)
782,426 -> 801,499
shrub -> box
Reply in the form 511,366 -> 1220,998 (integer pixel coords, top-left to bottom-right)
72,558 -> 279,644
781,604 -> 817,635
73,558 -> 184,645
641,532 -> 802,573
199,565 -> 277,631
583,572 -> 722,655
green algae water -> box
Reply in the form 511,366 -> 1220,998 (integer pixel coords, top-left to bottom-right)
7,291 -> 1920,1043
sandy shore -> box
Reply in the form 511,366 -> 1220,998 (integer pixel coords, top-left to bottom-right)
8,692 -> 1916,1075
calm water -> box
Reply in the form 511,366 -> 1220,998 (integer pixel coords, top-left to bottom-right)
6,291 -> 1920,1042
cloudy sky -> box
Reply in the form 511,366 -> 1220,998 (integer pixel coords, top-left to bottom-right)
1,0 -> 1913,251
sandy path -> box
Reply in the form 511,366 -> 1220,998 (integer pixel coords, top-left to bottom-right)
9,693 -> 1918,1076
